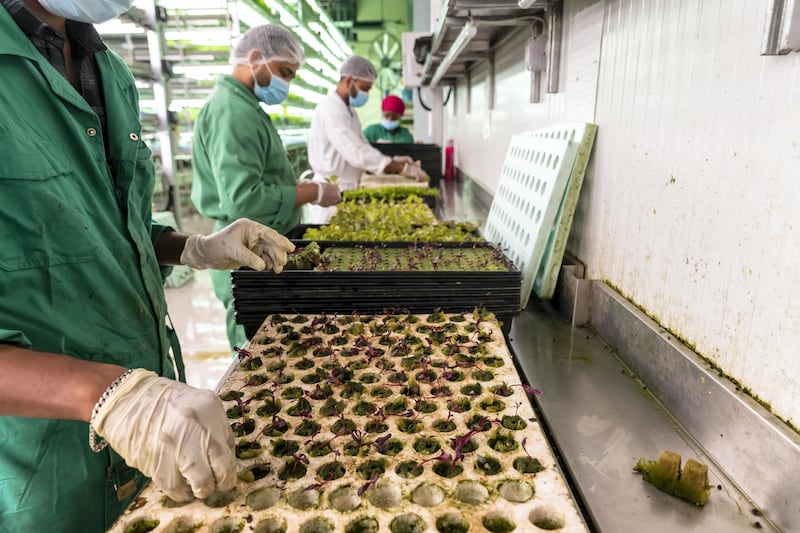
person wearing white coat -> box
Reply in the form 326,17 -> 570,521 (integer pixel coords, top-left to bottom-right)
307,56 -> 413,223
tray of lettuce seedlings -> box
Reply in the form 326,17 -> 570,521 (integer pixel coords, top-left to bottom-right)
342,187 -> 439,209
287,197 -> 481,243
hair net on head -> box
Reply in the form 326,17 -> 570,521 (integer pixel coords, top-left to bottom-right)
231,24 -> 304,66
339,56 -> 378,82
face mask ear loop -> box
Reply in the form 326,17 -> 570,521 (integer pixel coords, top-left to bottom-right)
249,56 -> 269,83
249,63 -> 257,86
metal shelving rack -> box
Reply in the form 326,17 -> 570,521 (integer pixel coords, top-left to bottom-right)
97,0 -> 353,225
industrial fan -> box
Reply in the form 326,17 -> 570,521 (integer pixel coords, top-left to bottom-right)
369,31 -> 402,94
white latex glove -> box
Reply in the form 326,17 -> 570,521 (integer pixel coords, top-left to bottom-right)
180,218 -> 295,273
92,369 -> 236,502
402,160 -> 429,182
392,155 -> 415,165
314,182 -> 342,207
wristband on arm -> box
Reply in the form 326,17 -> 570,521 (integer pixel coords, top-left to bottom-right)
315,182 -> 324,205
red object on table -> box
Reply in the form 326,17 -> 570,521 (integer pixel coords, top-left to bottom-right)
444,139 -> 455,181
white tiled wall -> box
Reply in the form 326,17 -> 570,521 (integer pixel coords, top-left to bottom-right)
444,0 -> 800,427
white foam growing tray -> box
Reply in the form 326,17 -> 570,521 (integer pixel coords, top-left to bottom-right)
109,311 -> 588,533
482,136 -> 579,308
525,123 -> 597,299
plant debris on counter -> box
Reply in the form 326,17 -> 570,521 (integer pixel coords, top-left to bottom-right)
110,310 -> 587,533
634,450 -> 711,506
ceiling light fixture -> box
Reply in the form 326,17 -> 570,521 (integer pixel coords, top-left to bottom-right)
430,20 -> 477,88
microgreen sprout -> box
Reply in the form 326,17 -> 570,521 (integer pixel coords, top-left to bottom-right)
350,430 -> 366,448
289,452 -> 309,476
511,383 -> 543,398
266,414 -> 288,434
415,450 -> 453,470
357,470 -> 380,497
232,397 -> 251,423
246,413 -> 287,445
449,427 -> 482,464
304,465 -> 336,492
373,433 -> 392,454
234,346 -> 252,360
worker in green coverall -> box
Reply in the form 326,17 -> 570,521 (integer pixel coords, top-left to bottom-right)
191,24 -> 342,351
363,94 -> 415,144
0,1 -> 296,532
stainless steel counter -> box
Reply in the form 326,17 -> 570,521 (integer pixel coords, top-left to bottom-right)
510,306 -> 770,532
442,175 -> 779,532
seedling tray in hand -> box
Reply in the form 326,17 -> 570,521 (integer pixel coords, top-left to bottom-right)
232,242 -> 522,334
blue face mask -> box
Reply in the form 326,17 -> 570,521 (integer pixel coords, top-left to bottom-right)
38,0 -> 134,23
252,64 -> 290,105
381,119 -> 400,131
349,88 -> 369,108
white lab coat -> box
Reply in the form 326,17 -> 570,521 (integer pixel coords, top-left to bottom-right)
306,89 -> 391,223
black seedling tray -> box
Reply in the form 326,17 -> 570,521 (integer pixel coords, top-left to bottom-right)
370,143 -> 443,188
231,241 -> 521,336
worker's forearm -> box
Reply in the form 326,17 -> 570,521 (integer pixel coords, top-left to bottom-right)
295,182 -> 320,207
383,160 -> 404,174
154,231 -> 190,266
0,345 -> 125,422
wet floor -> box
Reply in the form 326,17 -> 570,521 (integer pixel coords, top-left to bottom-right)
165,268 -> 233,390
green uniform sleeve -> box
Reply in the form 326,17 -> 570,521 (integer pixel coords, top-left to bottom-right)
363,124 -> 414,144
364,124 -> 381,142
396,127 -> 415,143
199,104 -> 297,227
150,222 -> 175,280
0,328 -> 32,348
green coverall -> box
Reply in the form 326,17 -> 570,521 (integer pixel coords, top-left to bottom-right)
0,7 -> 181,532
363,123 -> 414,144
191,75 -> 301,350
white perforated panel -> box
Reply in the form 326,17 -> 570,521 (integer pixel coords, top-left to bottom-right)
482,135 -> 579,309
525,123 -> 598,299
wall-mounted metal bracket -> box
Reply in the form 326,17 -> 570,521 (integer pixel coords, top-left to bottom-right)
545,1 -> 562,93
762,0 -> 800,55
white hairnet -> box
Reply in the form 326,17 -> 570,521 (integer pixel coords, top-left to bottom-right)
339,55 -> 378,82
231,24 -> 304,66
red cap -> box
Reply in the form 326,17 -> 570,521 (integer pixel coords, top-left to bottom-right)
381,95 -> 405,115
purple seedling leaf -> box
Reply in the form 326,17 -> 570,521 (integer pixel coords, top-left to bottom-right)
234,346 -> 252,360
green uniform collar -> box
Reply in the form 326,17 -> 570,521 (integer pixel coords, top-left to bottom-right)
0,4 -> 43,59
216,74 -> 261,108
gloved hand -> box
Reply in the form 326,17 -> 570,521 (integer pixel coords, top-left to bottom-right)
402,160 -> 429,182
92,369 -> 236,502
180,218 -> 295,273
314,182 -> 342,207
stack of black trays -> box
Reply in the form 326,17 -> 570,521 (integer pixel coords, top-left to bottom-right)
233,241 -> 521,338
370,143 -> 443,189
